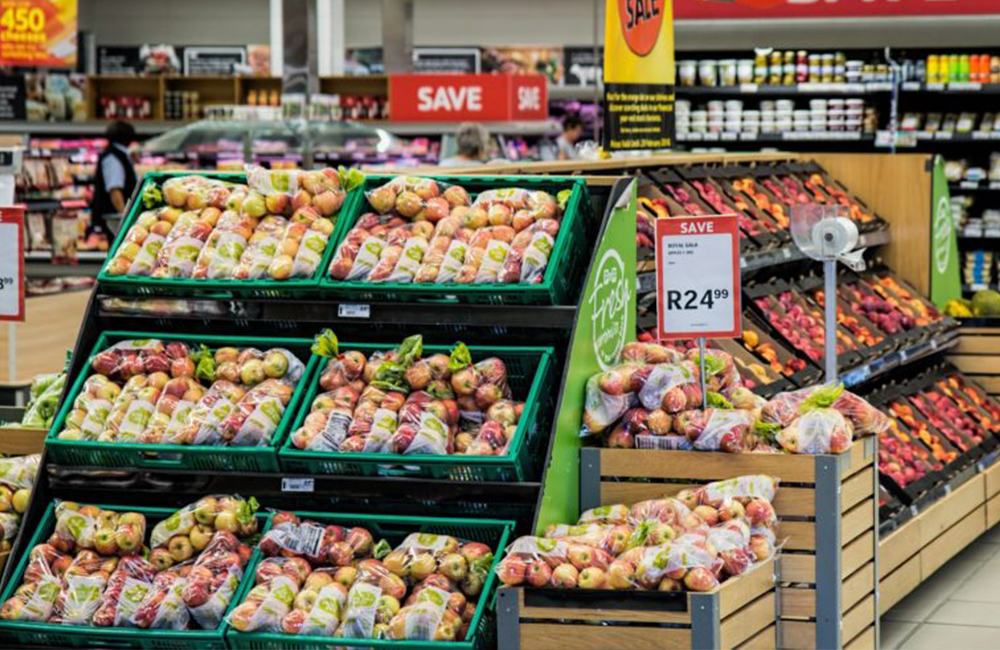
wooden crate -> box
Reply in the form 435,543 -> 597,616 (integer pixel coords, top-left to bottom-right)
496,558 -> 777,650
879,464 -> 997,615
948,329 -> 1000,397
580,437 -> 877,649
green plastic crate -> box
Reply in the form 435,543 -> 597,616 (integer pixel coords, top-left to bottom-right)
0,501 -> 268,649
96,171 -> 363,298
225,510 -> 513,650
320,175 -> 592,305
277,342 -> 555,481
45,331 -> 318,472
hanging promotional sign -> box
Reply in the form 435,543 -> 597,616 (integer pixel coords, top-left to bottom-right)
389,74 -> 547,122
0,207 -> 24,322
0,0 -> 76,68
602,0 -> 675,151
674,0 -> 999,19
929,156 -> 961,307
656,215 -> 741,339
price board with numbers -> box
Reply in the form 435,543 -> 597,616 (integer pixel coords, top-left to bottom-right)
0,207 -> 24,321
655,215 -> 740,339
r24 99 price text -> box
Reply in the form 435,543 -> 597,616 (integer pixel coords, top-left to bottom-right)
664,288 -> 730,311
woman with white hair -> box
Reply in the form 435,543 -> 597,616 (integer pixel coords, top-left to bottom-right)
439,122 -> 491,167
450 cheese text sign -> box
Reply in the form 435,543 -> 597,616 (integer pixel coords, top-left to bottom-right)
389,73 -> 548,122
655,215 -> 741,340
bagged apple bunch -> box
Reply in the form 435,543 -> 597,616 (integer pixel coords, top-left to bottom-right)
230,514 -> 493,642
496,475 -> 778,592
147,495 -> 258,572
58,339 -> 305,447
291,332 -> 524,456
105,167 -> 362,282
0,454 -> 41,551
758,384 -> 889,454
329,175 -> 567,285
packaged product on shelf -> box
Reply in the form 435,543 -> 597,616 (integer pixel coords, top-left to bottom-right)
149,495 -> 258,551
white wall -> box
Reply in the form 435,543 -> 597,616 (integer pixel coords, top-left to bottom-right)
79,0 -> 271,45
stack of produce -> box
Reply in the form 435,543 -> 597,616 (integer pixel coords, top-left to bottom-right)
105,166 -> 364,280
495,475 -> 778,591
228,512 -> 496,642
3,373 -> 65,430
291,332 -> 524,456
0,495 -> 257,629
0,455 -> 41,553
56,339 -> 305,447
584,341 -> 888,454
329,176 -> 567,285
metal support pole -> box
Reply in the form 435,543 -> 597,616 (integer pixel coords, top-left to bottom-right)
269,0 -> 283,77
381,0 -> 414,74
815,456 -> 843,650
282,0 -> 318,96
824,259 -> 838,384
698,336 -> 708,409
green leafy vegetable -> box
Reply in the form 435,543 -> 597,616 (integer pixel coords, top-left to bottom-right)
557,189 -> 572,211
799,383 -> 845,412
372,539 -> 392,560
311,329 -> 339,358
689,351 -> 726,377
397,334 -> 423,367
189,345 -> 216,383
706,392 -> 733,409
370,361 -> 408,393
448,342 -> 472,372
141,184 -> 163,209
753,421 -> 781,444
338,166 -> 366,193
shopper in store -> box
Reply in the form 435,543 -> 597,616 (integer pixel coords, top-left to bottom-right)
439,122 -> 492,167
555,112 -> 584,160
87,120 -> 138,244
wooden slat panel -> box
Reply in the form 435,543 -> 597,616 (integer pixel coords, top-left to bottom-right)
780,620 -> 815,650
520,603 -> 689,625
842,594 -> 876,643
843,562 -> 875,611
779,522 -> 815,552
599,483 -> 815,517
879,517 -> 921,579
779,562 -> 874,618
842,499 -> 875,546
844,624 -> 876,650
966,375 -> 1000,394
520,623 -> 690,650
841,439 -> 875,479
719,558 -> 776,617
986,461 -> 1000,500
919,475 -> 985,546
843,530 -> 875,578
921,506 -> 986,578
952,335 -> 1000,354
720,593 -> 776,650
880,554 -> 922,614
842,467 -> 874,513
960,327 -> 1000,334
779,554 -> 814,584
949,355 -> 1000,375
598,448 -> 816,483
988,492 -> 1000,529
736,624 -> 776,650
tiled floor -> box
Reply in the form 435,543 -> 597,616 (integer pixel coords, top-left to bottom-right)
882,524 -> 1000,649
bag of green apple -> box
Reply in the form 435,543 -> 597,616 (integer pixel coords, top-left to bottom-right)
517,231 -> 555,283
386,585 -> 449,641
243,575 -> 298,632
361,408 -> 398,453
300,583 -> 348,636
338,580 -> 382,639
289,226 -> 330,277
403,412 -> 449,455
151,495 -> 257,549
0,512 -> 20,540
126,233 -> 165,276
14,573 -> 62,622
625,539 -> 718,589
0,454 -> 40,491
576,504 -> 630,526
57,573 -> 108,625
113,396 -> 157,443
385,236 -> 429,283
194,230 -> 247,280
53,502 -> 99,550
700,475 -> 780,505
181,381 -> 242,446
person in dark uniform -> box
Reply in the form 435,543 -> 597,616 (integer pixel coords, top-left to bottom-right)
88,120 -> 137,240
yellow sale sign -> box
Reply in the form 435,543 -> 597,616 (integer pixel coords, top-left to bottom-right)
0,0 -> 76,68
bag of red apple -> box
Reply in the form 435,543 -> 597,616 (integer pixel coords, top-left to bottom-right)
362,408 -> 399,453
53,501 -> 99,550
581,373 -> 631,436
403,412 -> 450,455
628,539 -> 720,591
831,389 -> 889,436
142,394 -> 196,445
498,537 -> 570,577
687,409 -> 756,453
332,580 -> 380,639
471,239 -> 510,284
91,556 -> 157,627
577,504 -> 630,526
290,226 -> 331,278
245,165 -> 300,198
232,217 -> 290,280
90,339 -> 167,377
365,175 -> 456,216
298,583 -> 348,636
777,407 -> 854,455
113,394 -> 158,443
382,236 -> 428,284
194,230 -> 247,280
129,572 -> 190,630
5,571 -> 62,622
544,523 -> 631,557
635,434 -> 694,451
127,232 -> 166,276
386,586 -> 450,641
187,564 -> 244,629
699,475 -> 780,506
628,497 -> 703,533
56,572 -> 108,626
225,381 -> 295,446
181,381 -> 243,446
234,575 -> 299,633
259,519 -> 326,560
638,363 -> 699,413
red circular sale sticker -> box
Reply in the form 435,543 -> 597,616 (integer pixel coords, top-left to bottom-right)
616,0 -> 664,56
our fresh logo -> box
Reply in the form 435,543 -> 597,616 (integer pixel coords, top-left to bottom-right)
933,194 -> 952,275
587,248 -> 630,370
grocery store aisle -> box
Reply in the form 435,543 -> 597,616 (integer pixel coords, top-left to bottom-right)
882,524 -> 1000,649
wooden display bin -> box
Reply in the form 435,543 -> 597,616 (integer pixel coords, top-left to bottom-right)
948,328 -> 1000,397
579,438 -> 877,650
880,461 -> 1000,614
496,558 -> 777,650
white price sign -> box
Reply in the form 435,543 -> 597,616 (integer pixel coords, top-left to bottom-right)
0,209 -> 24,322
655,215 -> 741,339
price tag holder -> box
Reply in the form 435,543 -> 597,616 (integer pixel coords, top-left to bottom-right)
0,208 -> 24,322
282,477 -> 315,493
655,215 -> 741,340
338,303 -> 370,319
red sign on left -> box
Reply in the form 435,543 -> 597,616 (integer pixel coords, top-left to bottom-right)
0,208 -> 25,322
389,74 -> 548,122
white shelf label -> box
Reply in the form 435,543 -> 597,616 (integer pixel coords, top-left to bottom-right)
338,303 -> 371,319
948,82 -> 982,91
282,478 -> 315,493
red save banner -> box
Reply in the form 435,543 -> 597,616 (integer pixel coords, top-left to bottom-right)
389,74 -> 548,122
674,0 -> 1000,19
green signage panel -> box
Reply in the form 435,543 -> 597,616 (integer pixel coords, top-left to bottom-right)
930,155 -> 961,307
